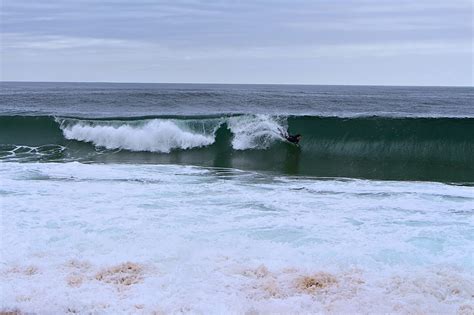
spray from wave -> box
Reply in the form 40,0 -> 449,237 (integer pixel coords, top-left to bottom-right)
56,115 -> 287,153
227,115 -> 287,150
58,119 -> 218,153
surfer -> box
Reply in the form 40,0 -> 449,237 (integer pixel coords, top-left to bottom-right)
286,133 -> 302,144
279,128 -> 302,145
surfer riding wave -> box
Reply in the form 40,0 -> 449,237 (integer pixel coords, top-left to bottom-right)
279,128 -> 302,145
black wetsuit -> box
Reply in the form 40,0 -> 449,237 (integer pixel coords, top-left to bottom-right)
279,128 -> 301,144
286,135 -> 300,144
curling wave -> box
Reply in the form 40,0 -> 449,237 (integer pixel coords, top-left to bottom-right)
58,118 -> 217,153
227,115 -> 286,150
0,114 -> 473,183
56,115 -> 286,152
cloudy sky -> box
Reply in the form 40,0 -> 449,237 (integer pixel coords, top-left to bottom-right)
1,0 -> 472,85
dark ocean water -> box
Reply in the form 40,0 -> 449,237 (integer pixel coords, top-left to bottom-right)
1,82 -> 473,117
1,82 -> 473,183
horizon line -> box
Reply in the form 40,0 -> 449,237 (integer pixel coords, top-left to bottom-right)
1,80 -> 473,88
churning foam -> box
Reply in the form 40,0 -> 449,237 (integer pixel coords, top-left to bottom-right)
227,115 -> 286,150
2,162 -> 473,313
59,119 -> 215,153
57,115 -> 288,153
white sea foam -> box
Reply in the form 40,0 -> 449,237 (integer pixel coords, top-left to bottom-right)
0,144 -> 66,161
59,119 -> 216,153
227,115 -> 286,150
1,162 -> 473,314
57,115 -> 289,153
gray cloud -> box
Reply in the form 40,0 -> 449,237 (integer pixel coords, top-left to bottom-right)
1,0 -> 472,85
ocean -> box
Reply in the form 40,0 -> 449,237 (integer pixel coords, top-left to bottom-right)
1,82 -> 473,314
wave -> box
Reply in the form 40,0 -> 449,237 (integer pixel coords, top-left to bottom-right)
56,115 -> 285,152
1,114 -> 473,183
227,115 -> 286,150
57,118 -> 218,153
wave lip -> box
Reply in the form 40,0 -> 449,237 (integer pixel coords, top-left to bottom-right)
58,118 -> 217,153
58,115 -> 289,152
227,115 -> 286,150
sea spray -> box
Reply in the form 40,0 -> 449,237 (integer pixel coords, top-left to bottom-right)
227,115 -> 287,150
59,118 -> 217,153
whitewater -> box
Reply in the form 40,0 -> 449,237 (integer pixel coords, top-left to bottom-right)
1,162 -> 473,314
57,115 -> 285,153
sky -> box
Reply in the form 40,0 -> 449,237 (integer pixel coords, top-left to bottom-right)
1,0 -> 473,86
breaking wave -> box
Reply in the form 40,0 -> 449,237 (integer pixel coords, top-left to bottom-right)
54,115 -> 286,152
0,114 -> 473,183
58,118 -> 218,153
227,115 -> 286,150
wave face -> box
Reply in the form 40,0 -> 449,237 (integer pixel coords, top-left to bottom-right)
1,115 -> 473,183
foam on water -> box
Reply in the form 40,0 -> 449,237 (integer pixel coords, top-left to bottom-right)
59,118 -> 217,153
0,144 -> 66,162
227,115 -> 286,150
1,162 -> 473,314
57,115 -> 289,153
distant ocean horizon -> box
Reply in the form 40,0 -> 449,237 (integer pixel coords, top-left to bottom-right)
3,80 -> 473,87
1,82 -> 473,313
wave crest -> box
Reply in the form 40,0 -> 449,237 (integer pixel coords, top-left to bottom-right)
57,115 -> 288,152
228,115 -> 286,150
59,119 -> 216,153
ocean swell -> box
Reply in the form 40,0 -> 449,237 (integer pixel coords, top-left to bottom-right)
0,114 -> 473,182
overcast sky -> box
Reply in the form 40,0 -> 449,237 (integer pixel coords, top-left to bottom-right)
1,0 -> 472,85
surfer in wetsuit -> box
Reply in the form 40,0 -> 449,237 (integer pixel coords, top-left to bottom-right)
279,128 -> 302,145
285,134 -> 301,144
286,133 -> 302,144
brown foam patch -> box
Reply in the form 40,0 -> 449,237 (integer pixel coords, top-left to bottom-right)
242,265 -> 364,301
63,259 -> 94,288
458,304 -> 474,315
62,260 -> 154,292
259,278 -> 282,298
95,262 -> 144,288
242,264 -> 270,279
66,274 -> 84,288
0,309 -> 23,315
387,270 -> 474,303
6,265 -> 39,276
295,272 -> 338,294
65,302 -> 110,314
242,264 -> 285,299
